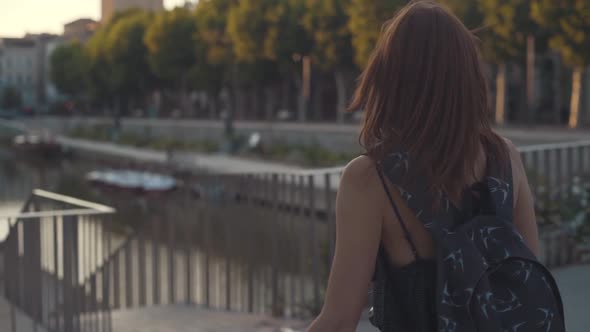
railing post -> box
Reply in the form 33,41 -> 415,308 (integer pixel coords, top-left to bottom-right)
566,147 -> 574,198
246,175 -> 255,313
138,231 -> 146,307
113,248 -> 120,309
168,216 -> 176,304
62,215 -> 79,332
224,175 -> 232,312
555,148 -> 563,200
185,221 -> 192,305
125,241 -> 133,308
271,174 -> 280,316
53,216 -> 60,332
298,175 -> 306,317
325,173 -> 336,265
152,217 -> 160,305
308,174 -> 321,313
23,216 -> 42,323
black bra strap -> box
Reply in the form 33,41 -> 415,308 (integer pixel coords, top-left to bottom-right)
376,168 -> 419,259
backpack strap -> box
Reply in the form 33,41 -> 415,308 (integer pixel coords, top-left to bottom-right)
376,167 -> 419,259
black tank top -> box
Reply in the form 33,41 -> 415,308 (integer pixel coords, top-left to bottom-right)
370,170 -> 492,332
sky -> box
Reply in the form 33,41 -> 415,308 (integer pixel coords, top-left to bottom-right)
0,0 -> 192,37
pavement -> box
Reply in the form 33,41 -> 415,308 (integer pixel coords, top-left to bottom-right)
104,264 -> 590,332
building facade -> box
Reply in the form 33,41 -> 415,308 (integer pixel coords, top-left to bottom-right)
63,18 -> 98,43
0,38 -> 39,110
102,0 -> 164,22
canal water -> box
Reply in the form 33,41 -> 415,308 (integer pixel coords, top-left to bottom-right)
0,148 -> 329,318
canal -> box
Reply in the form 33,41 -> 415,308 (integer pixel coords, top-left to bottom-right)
0,148 -> 329,318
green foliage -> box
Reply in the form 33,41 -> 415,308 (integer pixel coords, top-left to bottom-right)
477,0 -> 543,64
302,0 -> 354,71
346,0 -> 405,68
227,0 -> 311,77
439,0 -> 484,29
531,0 -> 590,67
49,42 -> 89,98
145,8 -> 199,85
0,86 -> 23,109
195,0 -> 236,65
85,9 -> 148,103
104,11 -> 155,99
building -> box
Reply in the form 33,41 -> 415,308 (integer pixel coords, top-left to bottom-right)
102,0 -> 164,23
63,18 -> 98,43
0,38 -> 39,109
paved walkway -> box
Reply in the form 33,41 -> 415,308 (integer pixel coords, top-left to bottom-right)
106,264 -> 589,332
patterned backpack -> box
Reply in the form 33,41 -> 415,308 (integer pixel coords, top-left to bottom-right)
371,150 -> 565,332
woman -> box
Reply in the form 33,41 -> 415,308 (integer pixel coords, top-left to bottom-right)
307,1 -> 564,332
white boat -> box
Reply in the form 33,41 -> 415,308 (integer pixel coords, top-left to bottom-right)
86,170 -> 177,193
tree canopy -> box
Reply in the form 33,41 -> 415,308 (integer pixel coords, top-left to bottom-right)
49,42 -> 88,98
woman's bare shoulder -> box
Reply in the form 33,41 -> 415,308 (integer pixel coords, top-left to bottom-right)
339,155 -> 382,198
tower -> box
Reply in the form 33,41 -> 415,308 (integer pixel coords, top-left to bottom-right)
101,0 -> 164,23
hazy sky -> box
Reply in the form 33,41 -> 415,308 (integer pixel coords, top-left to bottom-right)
0,0 -> 191,37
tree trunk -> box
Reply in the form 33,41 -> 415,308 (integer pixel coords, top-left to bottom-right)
298,55 -> 311,122
312,76 -> 323,121
179,76 -> 189,117
264,85 -> 277,121
568,67 -> 583,129
208,92 -> 218,120
280,78 -> 290,111
525,35 -> 536,123
552,55 -> 562,124
495,63 -> 507,126
335,70 -> 348,123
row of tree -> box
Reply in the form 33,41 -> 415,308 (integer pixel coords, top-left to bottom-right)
50,0 -> 590,128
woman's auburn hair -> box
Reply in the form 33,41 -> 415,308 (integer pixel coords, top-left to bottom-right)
350,0 -> 508,196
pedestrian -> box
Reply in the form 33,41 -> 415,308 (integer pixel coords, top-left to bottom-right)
306,1 -> 565,332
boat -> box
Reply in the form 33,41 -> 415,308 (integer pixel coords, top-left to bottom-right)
86,170 -> 178,194
12,132 -> 63,158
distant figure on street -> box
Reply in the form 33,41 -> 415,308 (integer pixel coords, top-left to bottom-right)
306,2 -> 565,332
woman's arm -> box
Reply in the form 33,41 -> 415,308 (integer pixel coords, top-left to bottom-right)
307,156 -> 383,332
506,139 -> 540,256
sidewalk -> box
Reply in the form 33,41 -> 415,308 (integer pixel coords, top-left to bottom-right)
107,264 -> 589,332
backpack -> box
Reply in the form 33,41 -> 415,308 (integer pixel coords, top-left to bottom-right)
370,151 -> 565,332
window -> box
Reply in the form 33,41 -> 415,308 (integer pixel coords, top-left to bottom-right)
26,75 -> 32,85
6,74 -> 11,84
6,57 -> 10,67
16,74 -> 22,86
27,58 -> 33,68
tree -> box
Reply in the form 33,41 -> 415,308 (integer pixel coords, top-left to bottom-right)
346,0 -> 405,68
86,28 -> 115,111
1,87 -> 22,110
145,7 -> 199,114
478,0 -> 535,125
49,42 -> 88,100
532,0 -> 590,128
104,10 -> 155,113
227,0 -> 311,121
303,0 -> 356,122
195,0 -> 237,126
439,0 -> 484,29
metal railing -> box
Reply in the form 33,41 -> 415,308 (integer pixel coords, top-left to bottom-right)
1,189 -> 117,332
1,139 -> 588,326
